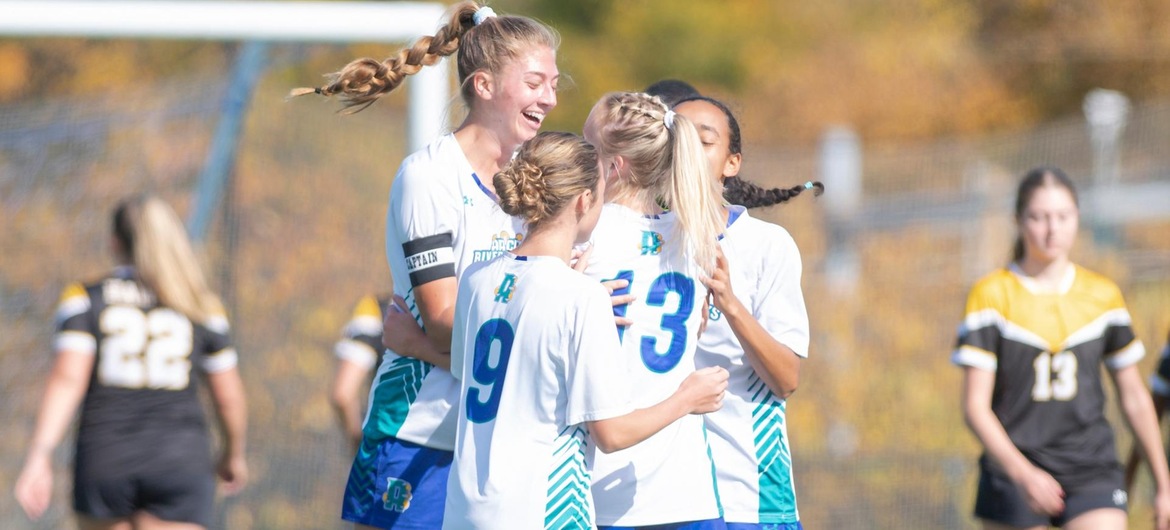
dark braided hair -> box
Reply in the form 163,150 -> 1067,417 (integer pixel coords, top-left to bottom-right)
675,95 -> 824,209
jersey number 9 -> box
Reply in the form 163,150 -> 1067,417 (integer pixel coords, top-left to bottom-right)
466,319 -> 515,423
99,306 -> 194,390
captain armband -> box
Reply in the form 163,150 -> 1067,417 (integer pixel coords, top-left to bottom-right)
403,232 -> 456,287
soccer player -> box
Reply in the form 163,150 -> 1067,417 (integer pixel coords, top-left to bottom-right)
331,294 -> 388,453
580,91 -> 727,529
444,131 -> 728,529
296,2 -> 561,528
1125,329 -> 1170,488
14,195 -> 247,530
675,95 -> 820,530
953,167 -> 1170,530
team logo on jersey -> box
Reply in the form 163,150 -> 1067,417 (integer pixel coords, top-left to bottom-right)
473,231 -> 525,262
494,273 -> 518,303
463,195 -> 474,206
382,477 -> 413,512
640,231 -> 664,255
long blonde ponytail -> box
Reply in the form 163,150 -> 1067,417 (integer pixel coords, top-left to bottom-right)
114,196 -> 225,323
588,92 -> 724,272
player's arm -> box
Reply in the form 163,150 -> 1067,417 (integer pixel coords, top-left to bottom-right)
206,362 -> 248,495
383,293 -> 450,370
702,247 -> 803,398
331,358 -> 370,451
588,366 -> 728,454
1113,364 -> 1170,529
962,365 -> 1065,517
1127,394 -> 1169,488
14,347 -> 95,520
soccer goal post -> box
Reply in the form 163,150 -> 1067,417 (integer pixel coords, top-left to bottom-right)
0,0 -> 451,152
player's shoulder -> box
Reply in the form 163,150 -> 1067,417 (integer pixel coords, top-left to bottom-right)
395,134 -> 460,182
729,211 -> 797,252
963,267 -> 1016,310
1071,264 -> 1124,302
351,293 -> 385,320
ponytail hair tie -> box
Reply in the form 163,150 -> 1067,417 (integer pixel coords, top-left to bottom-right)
473,6 -> 497,25
663,110 -> 676,130
803,181 -> 815,190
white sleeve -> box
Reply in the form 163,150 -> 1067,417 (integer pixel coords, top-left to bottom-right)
387,156 -> 460,287
564,285 -> 636,426
753,229 -> 810,358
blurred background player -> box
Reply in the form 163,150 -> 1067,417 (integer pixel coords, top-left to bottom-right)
296,2 -> 560,528
675,94 -> 820,530
1126,328 -> 1170,489
13,194 -> 248,530
331,294 -> 389,453
445,131 -> 728,529
953,167 -> 1170,530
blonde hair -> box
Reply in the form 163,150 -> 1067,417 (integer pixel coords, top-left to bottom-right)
292,1 -> 559,111
495,131 -> 599,233
114,195 -> 225,323
588,92 -> 724,272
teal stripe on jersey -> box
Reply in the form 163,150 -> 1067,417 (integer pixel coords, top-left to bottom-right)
545,425 -> 592,529
363,356 -> 433,441
749,373 -> 800,524
703,422 -> 725,518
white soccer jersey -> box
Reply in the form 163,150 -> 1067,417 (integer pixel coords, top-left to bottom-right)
444,253 -> 635,529
582,203 -> 722,526
695,206 -> 809,525
364,133 -> 526,450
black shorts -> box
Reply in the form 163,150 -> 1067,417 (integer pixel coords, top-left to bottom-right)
974,461 -> 1127,527
73,466 -> 216,526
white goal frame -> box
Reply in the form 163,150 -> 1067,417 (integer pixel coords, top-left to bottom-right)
0,0 -> 451,151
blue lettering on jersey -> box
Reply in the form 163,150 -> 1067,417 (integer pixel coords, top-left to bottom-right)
381,477 -> 413,512
473,231 -> 525,262
640,231 -> 663,255
494,274 -> 517,303
463,195 -> 474,206
708,305 -> 723,321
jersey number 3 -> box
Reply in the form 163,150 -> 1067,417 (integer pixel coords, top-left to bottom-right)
1032,351 -> 1078,401
466,319 -> 515,423
99,306 -> 194,390
607,270 -> 696,373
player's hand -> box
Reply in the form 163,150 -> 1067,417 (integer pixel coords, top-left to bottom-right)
599,278 -> 635,327
1154,489 -> 1170,530
217,452 -> 248,496
382,294 -> 426,351
1015,465 -> 1065,517
698,248 -> 740,318
677,366 -> 728,415
14,454 -> 53,520
570,242 -> 592,273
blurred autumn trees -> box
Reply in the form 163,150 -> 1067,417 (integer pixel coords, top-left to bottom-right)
3,0 -> 1170,143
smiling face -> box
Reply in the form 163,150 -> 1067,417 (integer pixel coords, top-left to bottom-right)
674,99 -> 741,185
476,46 -> 558,149
1017,183 -> 1079,264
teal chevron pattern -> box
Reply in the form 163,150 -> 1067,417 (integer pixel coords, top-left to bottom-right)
544,425 -> 592,529
343,437 -> 382,517
364,356 -> 433,439
749,372 -> 799,520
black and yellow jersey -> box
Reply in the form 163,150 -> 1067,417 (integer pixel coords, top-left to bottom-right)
952,264 -> 1144,483
333,294 -> 388,370
54,267 -> 237,476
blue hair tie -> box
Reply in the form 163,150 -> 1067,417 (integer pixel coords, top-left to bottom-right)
803,181 -> 814,190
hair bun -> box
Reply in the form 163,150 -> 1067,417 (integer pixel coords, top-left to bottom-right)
495,157 -> 553,225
